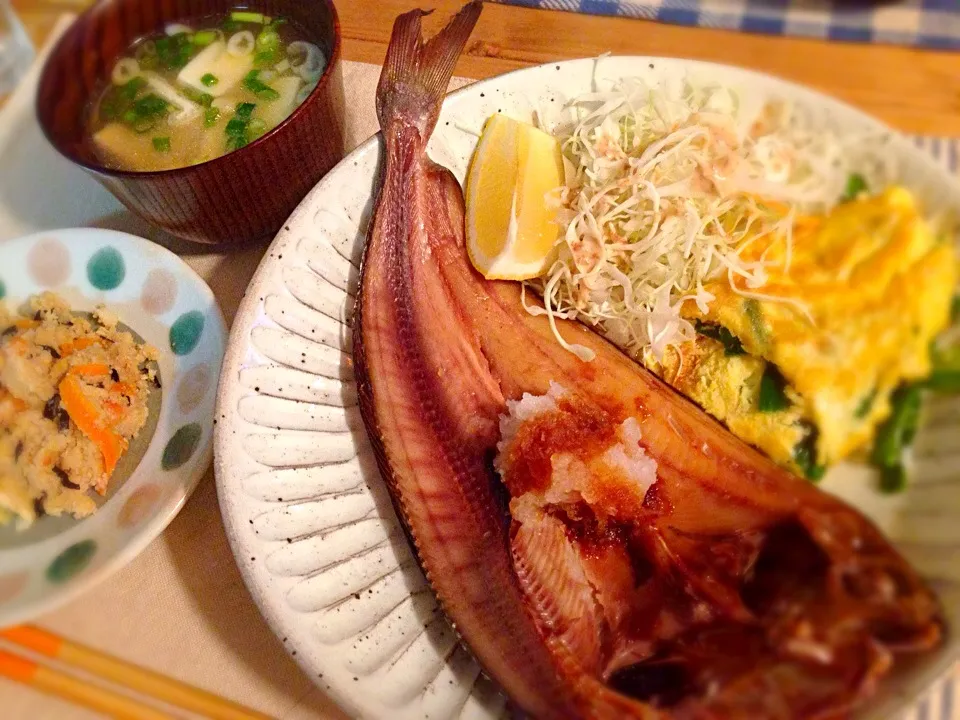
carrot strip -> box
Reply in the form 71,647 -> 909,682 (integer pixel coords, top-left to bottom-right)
7,337 -> 28,354
111,382 -> 135,397
0,389 -> 27,412
58,375 -> 124,477
59,337 -> 103,357
103,400 -> 124,415
14,319 -> 38,331
68,363 -> 111,377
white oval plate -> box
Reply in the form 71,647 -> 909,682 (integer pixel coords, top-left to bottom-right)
215,57 -> 960,720
0,228 -> 226,626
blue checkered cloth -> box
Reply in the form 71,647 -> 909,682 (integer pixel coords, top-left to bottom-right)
490,0 -> 960,50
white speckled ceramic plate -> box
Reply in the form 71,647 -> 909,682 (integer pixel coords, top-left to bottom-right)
0,228 -> 226,626
215,57 -> 960,720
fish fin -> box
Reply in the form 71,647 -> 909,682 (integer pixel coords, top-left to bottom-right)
511,514 -> 606,676
376,1 -> 482,137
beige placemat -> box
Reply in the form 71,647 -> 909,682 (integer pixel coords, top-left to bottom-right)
0,16 -> 469,720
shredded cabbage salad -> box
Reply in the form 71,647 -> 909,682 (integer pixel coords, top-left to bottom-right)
527,74 -> 895,362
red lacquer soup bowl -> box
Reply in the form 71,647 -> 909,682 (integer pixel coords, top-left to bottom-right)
36,0 -> 345,246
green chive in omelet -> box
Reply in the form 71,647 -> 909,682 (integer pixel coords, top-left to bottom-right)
644,186 -> 957,479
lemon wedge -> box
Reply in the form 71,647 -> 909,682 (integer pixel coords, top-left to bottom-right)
465,115 -> 565,280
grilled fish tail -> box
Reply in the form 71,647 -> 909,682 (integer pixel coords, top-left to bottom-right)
376,1 -> 481,140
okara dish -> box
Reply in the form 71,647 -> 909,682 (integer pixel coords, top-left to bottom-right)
0,293 -> 157,528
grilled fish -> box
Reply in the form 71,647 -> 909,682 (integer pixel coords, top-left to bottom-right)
353,4 -> 943,718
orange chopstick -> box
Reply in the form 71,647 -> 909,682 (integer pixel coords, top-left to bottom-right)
2,625 -> 272,720
0,648 -> 174,719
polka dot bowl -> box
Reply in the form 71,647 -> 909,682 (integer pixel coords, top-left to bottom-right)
0,228 -> 225,625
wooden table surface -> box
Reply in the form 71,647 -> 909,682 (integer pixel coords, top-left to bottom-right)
9,0 -> 960,137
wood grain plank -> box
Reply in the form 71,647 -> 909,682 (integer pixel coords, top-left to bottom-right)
9,0 -> 960,136
335,0 -> 960,136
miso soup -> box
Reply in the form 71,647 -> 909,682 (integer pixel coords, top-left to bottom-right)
89,10 -> 327,171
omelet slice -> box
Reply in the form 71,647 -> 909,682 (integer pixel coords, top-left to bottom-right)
645,338 -> 807,470
646,186 -> 957,478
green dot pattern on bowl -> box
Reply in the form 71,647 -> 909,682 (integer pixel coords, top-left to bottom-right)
170,311 -> 205,356
0,279 -> 5,299
47,540 -> 97,584
162,423 -> 203,471
87,247 -> 126,290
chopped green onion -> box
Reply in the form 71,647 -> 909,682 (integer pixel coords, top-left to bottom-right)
180,86 -> 214,107
694,321 -> 745,356
793,427 -> 825,482
101,77 -> 149,121
100,75 -> 147,123
120,94 -> 169,133
879,464 -> 907,494
204,106 -> 221,127
854,388 -> 877,419
242,70 -> 280,100
248,118 -> 267,140
131,94 -> 169,118
758,364 -> 791,412
132,120 -> 159,134
255,29 -> 280,51
744,299 -> 768,349
843,173 -> 868,202
155,33 -> 196,70
253,49 -> 279,67
225,127 -> 247,150
152,136 -> 171,152
252,22 -> 282,67
926,369 -> 960,393
192,30 -> 218,46
201,73 -> 219,87
230,10 -> 267,24
926,347 -> 960,393
870,384 -> 922,473
225,102 -> 257,150
235,102 -> 255,120
120,76 -> 147,100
